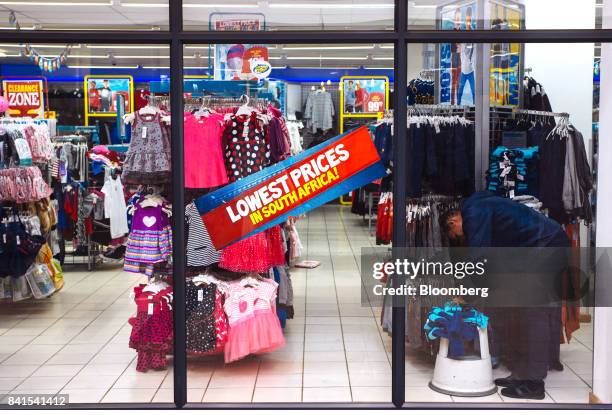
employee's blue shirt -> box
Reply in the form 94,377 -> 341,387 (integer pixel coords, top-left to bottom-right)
461,191 -> 569,248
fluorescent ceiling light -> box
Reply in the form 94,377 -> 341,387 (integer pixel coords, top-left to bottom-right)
270,3 -> 393,9
87,45 -> 167,49
114,55 -> 169,59
68,65 -> 138,69
282,45 -> 375,51
183,3 -> 257,8
121,2 -> 168,6
365,66 -> 394,70
67,54 -> 108,58
273,56 -> 366,60
0,25 -> 36,30
143,66 -> 169,69
0,43 -> 79,49
0,1 -> 110,5
372,56 -> 394,60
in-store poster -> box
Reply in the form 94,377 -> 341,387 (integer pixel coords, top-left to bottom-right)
214,44 -> 269,81
86,77 -> 131,114
2,80 -> 45,118
490,1 -> 522,107
439,1 -> 478,106
343,79 -> 387,114
196,126 -> 386,250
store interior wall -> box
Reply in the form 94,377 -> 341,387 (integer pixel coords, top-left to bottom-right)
524,0 -> 596,152
593,1 -> 612,404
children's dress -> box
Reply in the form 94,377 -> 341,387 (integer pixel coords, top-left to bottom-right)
124,202 -> 172,277
184,112 -> 229,189
223,112 -> 271,183
123,112 -> 171,184
223,279 -> 285,363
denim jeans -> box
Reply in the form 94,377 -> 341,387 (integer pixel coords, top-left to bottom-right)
458,71 -> 475,105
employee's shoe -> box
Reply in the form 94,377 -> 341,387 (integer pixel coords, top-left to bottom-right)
494,375 -> 519,388
549,360 -> 564,371
500,381 -> 546,400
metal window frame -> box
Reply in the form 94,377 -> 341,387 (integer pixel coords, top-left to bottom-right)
0,0 -> 610,409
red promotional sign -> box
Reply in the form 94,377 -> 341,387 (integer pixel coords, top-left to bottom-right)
201,127 -> 383,250
2,80 -> 45,118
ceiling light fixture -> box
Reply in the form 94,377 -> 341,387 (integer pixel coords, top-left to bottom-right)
282,45 -> 375,51
270,3 -> 393,9
271,56 -> 366,60
87,45 -> 167,49
68,65 -> 138,69
0,1 -> 110,5
182,3 -> 257,8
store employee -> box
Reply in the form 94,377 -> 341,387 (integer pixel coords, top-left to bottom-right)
443,191 -> 570,400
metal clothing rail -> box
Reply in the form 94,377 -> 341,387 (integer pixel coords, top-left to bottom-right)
512,108 -> 570,118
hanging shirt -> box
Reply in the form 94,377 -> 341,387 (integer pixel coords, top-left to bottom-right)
101,175 -> 129,239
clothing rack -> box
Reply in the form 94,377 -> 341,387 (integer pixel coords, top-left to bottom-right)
511,108 -> 570,119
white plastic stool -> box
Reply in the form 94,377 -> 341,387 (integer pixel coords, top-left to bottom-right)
429,327 -> 497,397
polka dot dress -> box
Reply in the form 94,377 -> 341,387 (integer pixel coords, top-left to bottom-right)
223,112 -> 271,182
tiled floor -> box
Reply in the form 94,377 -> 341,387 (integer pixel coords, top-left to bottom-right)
0,205 -> 594,405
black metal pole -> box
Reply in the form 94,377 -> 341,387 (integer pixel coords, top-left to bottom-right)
391,0 -> 408,409
169,0 -> 186,409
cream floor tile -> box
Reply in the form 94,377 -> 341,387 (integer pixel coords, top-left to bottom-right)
257,361 -> 303,374
64,373 -> 120,390
304,341 -> 344,352
89,353 -> 136,365
113,372 -> 166,389
0,335 -> 36,345
46,352 -> 96,365
451,393 -> 503,403
302,387 -> 351,403
499,392 -> 555,403
202,387 -> 254,403
0,378 -> 23,390
62,389 -> 108,404
347,361 -> 391,374
405,387 -> 453,402
29,334 -> 78,345
303,370 -> 349,388
303,351 -> 347,362
13,376 -> 72,393
349,371 -> 392,387
207,373 -> 257,389
546,369 -> 591,388
252,387 -> 302,403
32,365 -> 83,377
547,387 -> 591,403
0,364 -> 39,378
0,344 -> 24,354
351,386 -> 392,403
101,388 -> 157,403
346,351 -> 390,362
256,373 -> 302,388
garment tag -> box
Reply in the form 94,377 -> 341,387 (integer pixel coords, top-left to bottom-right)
242,125 -> 250,138
198,289 -> 204,302
2,233 -> 6,244
148,303 -> 154,315
434,122 -> 441,134
510,190 -> 515,199
142,126 -> 148,138
16,235 -> 20,246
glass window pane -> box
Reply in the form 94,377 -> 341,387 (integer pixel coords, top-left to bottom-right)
184,1 -> 394,31
402,41 -> 600,405
183,42 -> 394,404
0,43 -> 173,405
408,0 -> 597,30
0,0 -> 169,31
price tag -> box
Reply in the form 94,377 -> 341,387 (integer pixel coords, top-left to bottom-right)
148,303 -> 154,315
142,126 -> 148,138
16,235 -> 20,246
434,122 -> 441,134
242,125 -> 250,139
198,289 -> 204,302
2,233 -> 6,244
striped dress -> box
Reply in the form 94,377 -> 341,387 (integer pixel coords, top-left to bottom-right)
124,203 -> 173,277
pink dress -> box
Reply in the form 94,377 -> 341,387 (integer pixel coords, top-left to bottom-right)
184,112 -> 229,189
223,279 -> 285,363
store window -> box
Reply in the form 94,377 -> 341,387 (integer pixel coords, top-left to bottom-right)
0,0 -> 169,31
0,43 -> 174,404
183,1 -> 394,31
407,0 -> 598,30
182,42 -> 395,404
398,41 -> 598,404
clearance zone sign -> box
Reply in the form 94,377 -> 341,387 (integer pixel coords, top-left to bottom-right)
196,126 -> 386,250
